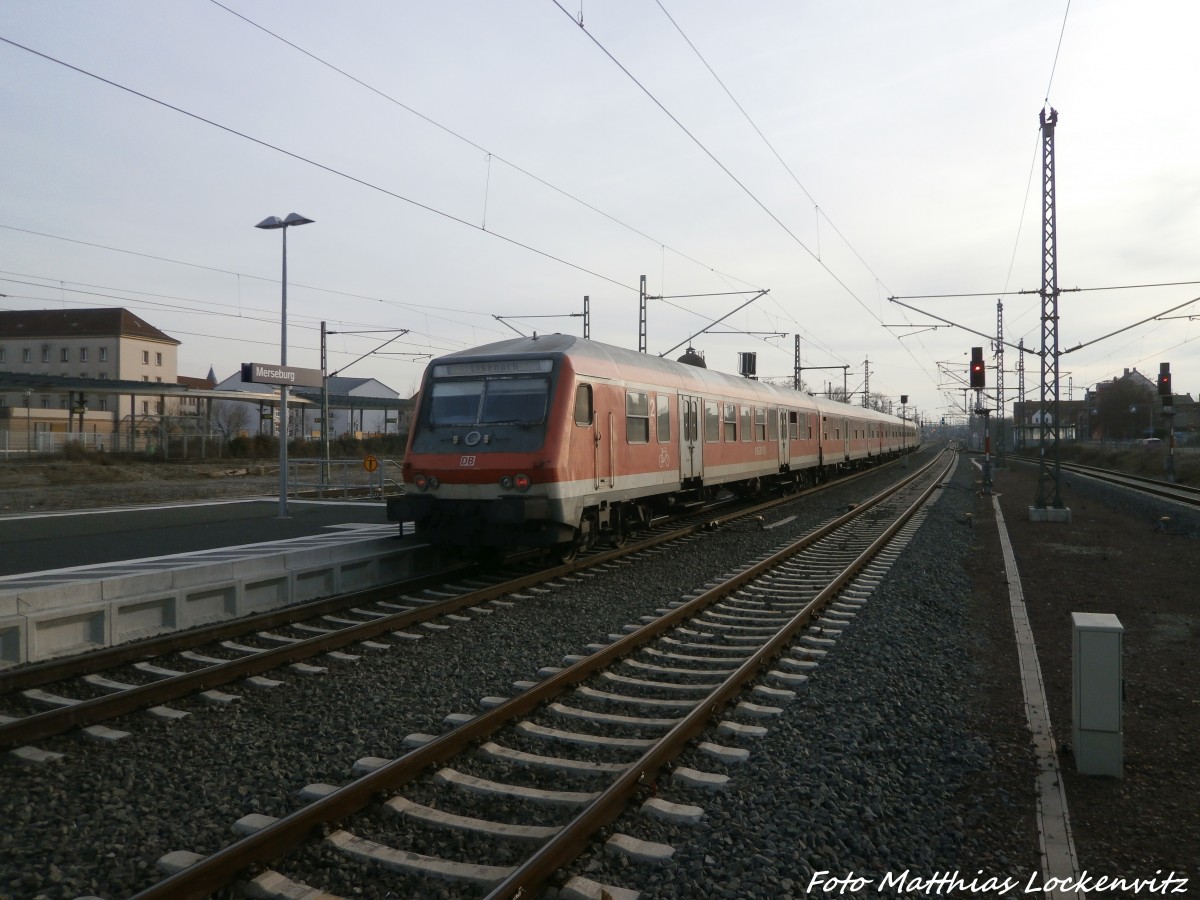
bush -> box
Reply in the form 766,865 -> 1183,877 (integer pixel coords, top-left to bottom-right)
228,434 -> 278,459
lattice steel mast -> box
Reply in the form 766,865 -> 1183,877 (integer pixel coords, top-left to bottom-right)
1034,108 -> 1064,509
1017,338 -> 1025,450
995,299 -> 1005,466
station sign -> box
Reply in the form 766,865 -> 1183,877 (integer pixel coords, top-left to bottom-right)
241,362 -> 323,388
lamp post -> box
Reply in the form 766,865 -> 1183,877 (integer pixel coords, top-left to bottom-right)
255,212 -> 314,518
24,389 -> 32,456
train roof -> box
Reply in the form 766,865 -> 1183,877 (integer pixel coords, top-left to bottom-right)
428,335 -> 907,425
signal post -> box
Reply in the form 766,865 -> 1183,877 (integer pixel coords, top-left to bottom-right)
1159,363 -> 1176,483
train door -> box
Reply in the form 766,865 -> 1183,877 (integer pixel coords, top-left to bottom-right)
679,394 -> 703,480
777,410 -> 787,468
576,383 -> 612,490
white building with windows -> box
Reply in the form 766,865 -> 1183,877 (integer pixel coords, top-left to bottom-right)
0,308 -> 181,420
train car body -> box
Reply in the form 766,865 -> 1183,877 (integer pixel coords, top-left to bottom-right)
389,335 -> 917,554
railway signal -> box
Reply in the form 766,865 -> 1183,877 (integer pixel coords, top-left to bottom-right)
1158,363 -> 1171,398
969,347 -> 985,389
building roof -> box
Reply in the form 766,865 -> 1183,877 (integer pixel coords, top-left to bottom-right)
325,376 -> 398,398
0,308 -> 180,345
177,374 -> 216,390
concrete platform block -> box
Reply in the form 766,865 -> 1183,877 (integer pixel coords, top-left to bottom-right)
0,531 -> 439,666
114,594 -> 178,643
28,603 -> 108,661
100,570 -> 175,601
294,567 -> 335,602
0,618 -> 27,667
171,561 -> 236,588
182,583 -> 238,626
340,557 -> 377,592
1028,506 -> 1073,523
243,575 -> 290,613
15,581 -> 104,614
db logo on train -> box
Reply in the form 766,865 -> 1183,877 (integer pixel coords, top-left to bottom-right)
459,455 -> 477,467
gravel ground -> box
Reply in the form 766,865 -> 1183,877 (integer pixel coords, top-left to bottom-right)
975,460 -> 1200,887
555,451 -> 1039,899
0,449 -> 1042,899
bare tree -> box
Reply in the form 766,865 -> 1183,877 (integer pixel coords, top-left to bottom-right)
213,400 -> 253,439
1095,380 -> 1156,442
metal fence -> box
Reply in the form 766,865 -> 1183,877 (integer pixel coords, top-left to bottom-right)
288,458 -> 403,499
0,429 -> 228,459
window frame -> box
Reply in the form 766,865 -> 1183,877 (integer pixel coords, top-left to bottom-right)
574,383 -> 593,426
704,400 -> 720,443
625,390 -> 650,444
656,393 -> 671,443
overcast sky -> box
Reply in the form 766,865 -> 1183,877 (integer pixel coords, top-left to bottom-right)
3,1 -> 1198,420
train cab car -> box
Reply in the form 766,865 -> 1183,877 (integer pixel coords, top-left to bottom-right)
390,335 -> 917,557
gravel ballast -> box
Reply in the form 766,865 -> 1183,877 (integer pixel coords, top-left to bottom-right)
0,449 -> 1039,899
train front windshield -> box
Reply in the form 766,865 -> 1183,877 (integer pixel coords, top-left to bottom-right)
427,376 -> 550,427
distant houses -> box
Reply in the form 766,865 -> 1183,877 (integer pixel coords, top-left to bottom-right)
0,307 -> 411,454
1012,367 -> 1196,446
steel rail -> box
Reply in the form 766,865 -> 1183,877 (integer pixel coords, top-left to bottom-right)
1054,460 -> 1199,505
0,565 -> 474,694
0,454 -> 914,748
1004,453 -> 1199,507
488,450 -> 954,898
129,450 -> 947,900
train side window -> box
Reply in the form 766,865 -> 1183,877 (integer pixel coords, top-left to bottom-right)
740,406 -> 751,442
626,390 -> 649,443
788,411 -> 799,440
822,416 -> 828,441
656,393 -> 671,442
768,408 -> 779,441
574,384 -> 593,426
705,401 -> 720,442
724,403 -> 737,441
755,407 -> 767,441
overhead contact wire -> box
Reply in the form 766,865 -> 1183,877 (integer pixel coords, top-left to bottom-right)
207,0 -> 761,292
0,35 -> 634,294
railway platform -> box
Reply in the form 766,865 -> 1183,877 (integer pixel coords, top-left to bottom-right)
0,499 -> 426,667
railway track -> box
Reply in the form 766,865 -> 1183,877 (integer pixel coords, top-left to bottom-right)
131,448 -> 954,900
1004,453 -> 1199,509
0,456 -> 912,757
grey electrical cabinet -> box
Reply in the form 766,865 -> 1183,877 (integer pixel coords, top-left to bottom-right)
1071,612 -> 1123,777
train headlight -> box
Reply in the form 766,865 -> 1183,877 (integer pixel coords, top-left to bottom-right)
427,476 -> 440,490
514,474 -> 531,492
499,475 -> 514,490
413,474 -> 429,491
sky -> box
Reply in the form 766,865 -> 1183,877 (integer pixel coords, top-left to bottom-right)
2,1 -> 1199,422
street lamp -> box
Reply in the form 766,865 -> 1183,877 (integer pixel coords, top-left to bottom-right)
24,389 -> 32,457
255,212 -> 314,518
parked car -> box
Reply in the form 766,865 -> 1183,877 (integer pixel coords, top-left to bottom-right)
1143,437 -> 1164,447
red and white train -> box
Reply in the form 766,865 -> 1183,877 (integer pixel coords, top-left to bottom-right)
389,334 -> 918,556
